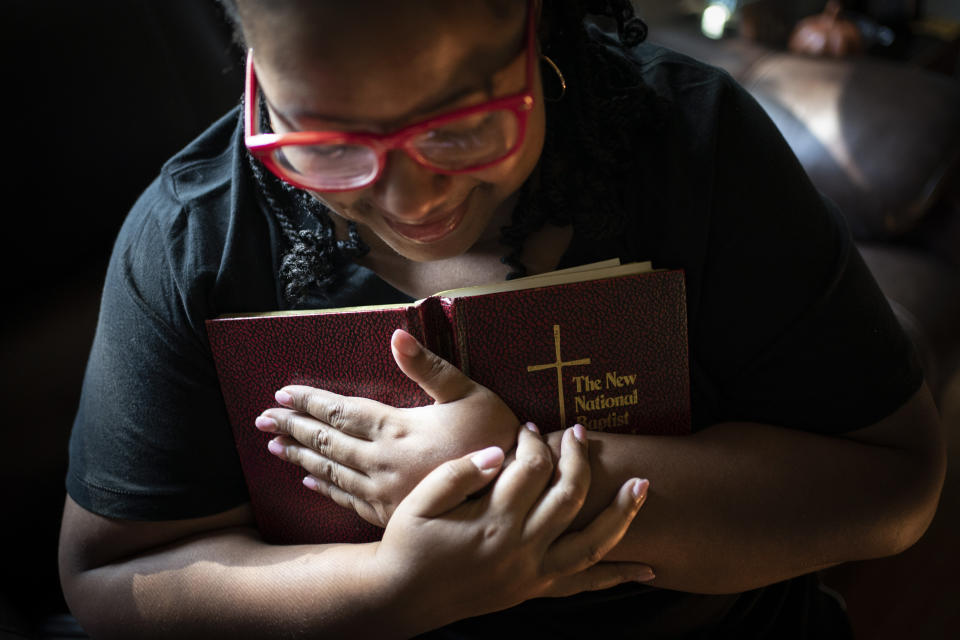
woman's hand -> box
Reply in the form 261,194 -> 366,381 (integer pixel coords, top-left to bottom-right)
371,423 -> 654,634
254,328 -> 520,527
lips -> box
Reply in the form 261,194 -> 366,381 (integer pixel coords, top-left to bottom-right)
382,193 -> 472,244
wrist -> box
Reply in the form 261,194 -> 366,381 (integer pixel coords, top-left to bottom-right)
347,543 -> 423,639
360,542 -> 460,638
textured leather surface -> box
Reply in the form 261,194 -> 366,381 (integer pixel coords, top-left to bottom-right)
208,306 -> 429,544
206,269 -> 690,543
452,270 -> 690,435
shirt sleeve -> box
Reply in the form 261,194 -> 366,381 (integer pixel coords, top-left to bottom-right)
66,183 -> 249,520
690,74 -> 922,434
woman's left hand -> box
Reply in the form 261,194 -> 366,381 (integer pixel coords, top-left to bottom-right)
254,328 -> 520,528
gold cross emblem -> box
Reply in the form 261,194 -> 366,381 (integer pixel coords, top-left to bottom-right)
526,324 -> 591,428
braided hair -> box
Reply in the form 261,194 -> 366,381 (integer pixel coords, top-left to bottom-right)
503,1 -> 664,277
218,0 -> 665,304
242,117 -> 370,304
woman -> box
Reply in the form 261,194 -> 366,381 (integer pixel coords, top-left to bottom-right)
59,0 -> 944,637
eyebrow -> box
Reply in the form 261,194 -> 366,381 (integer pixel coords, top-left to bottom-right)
275,30 -> 525,130
282,82 -> 487,128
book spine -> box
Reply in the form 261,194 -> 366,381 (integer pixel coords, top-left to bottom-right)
414,297 -> 458,368
403,303 -> 425,346
447,299 -> 470,377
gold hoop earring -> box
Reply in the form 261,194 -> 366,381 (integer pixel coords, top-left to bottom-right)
540,54 -> 566,102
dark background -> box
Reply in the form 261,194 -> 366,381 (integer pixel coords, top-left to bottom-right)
1,0 -> 243,631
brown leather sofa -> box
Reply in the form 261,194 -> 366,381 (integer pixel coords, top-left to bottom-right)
644,7 -> 960,638
648,14 -> 960,406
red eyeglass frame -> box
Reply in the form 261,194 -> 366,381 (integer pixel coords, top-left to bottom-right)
244,0 -> 537,192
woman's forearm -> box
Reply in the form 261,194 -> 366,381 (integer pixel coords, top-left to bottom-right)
559,384 -> 945,594
66,527 -> 417,639
62,428 -> 654,639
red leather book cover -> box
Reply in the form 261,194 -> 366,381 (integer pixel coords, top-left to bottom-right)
206,304 -> 429,545
206,267 -> 689,545
448,270 -> 689,435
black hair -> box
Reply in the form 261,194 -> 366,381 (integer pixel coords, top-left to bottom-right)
218,0 -> 665,305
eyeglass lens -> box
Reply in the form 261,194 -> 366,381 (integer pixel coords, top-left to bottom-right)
274,144 -> 380,191
272,108 -> 521,190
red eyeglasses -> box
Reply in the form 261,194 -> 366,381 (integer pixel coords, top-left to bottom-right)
244,1 -> 537,192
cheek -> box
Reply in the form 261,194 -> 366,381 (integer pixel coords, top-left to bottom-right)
519,105 -> 547,173
468,105 -> 546,194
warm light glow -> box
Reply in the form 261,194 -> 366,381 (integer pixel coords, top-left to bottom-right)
701,3 -> 732,40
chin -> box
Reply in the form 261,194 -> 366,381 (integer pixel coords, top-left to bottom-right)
386,232 -> 478,263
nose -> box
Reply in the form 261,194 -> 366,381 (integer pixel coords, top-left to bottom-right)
370,150 -> 453,221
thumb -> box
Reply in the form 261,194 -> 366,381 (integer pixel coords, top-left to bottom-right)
391,328 -> 474,403
398,446 -> 504,518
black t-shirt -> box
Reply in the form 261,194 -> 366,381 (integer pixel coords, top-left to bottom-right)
66,42 -> 920,637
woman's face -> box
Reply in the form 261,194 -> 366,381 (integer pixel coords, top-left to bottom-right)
241,0 -> 545,262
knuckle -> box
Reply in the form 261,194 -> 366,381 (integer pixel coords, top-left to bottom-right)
371,457 -> 391,475
379,413 -> 404,441
481,522 -> 502,542
584,542 -> 606,566
520,452 -> 553,477
281,443 -> 298,464
552,484 -> 584,512
333,488 -> 356,513
303,391 -> 324,417
322,460 -> 339,486
271,411 -> 292,434
370,411 -> 387,438
311,427 -> 330,456
583,574 -> 603,592
424,353 -> 448,383
328,489 -> 348,510
439,459 -> 469,485
585,570 -> 613,592
326,398 -> 349,430
387,422 -> 408,441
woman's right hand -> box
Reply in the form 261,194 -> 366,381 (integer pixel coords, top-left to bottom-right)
369,422 -> 653,635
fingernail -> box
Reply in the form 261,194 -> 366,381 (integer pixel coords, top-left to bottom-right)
275,389 -> 293,405
255,415 -> 277,432
393,329 -> 421,357
471,446 -> 503,470
572,423 -> 586,443
267,439 -> 286,459
635,565 -> 656,582
525,422 -> 539,433
302,475 -> 319,491
632,478 -> 650,503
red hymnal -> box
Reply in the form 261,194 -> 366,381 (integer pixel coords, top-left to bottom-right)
206,260 -> 690,544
